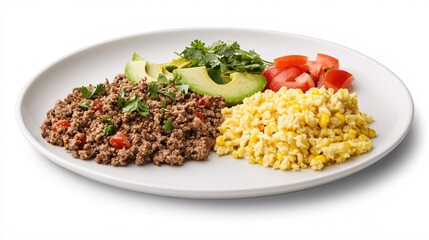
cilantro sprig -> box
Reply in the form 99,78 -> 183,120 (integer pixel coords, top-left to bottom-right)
177,40 -> 272,83
163,118 -> 173,133
122,96 -> 150,117
80,84 -> 105,99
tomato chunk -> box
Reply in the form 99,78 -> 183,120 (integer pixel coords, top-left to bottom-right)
74,133 -> 86,147
318,69 -> 354,92
109,132 -> 131,149
316,53 -> 339,71
91,99 -> 103,111
274,55 -> 308,69
268,67 -> 302,91
194,111 -> 205,121
52,120 -> 70,131
295,72 -> 315,90
262,66 -> 282,84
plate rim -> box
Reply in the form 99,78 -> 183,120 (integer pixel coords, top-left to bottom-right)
16,27 -> 414,199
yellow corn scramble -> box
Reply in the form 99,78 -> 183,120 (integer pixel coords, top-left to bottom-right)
214,87 -> 376,171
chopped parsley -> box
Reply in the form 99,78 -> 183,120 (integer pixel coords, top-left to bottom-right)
163,118 -> 173,133
122,96 -> 150,117
100,116 -> 113,122
177,40 -> 271,83
176,85 -> 189,94
117,86 -> 126,108
147,76 -> 177,102
103,124 -> 116,136
148,82 -> 159,99
161,100 -> 170,112
80,84 -> 105,99
78,102 -> 91,110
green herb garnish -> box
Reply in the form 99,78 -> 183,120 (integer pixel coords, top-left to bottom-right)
100,116 -> 113,122
103,124 -> 116,136
78,102 -> 91,110
163,118 -> 173,133
80,84 -> 105,99
148,82 -> 159,98
157,74 -> 169,83
177,40 -> 271,82
161,100 -> 170,112
161,91 -> 176,102
176,85 -> 189,94
122,96 -> 150,117
165,65 -> 178,72
117,86 -> 126,108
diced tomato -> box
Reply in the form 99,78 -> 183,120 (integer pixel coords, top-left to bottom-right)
194,111 -> 205,121
316,53 -> 339,71
268,67 -> 303,91
274,55 -> 308,69
74,133 -> 86,147
52,120 -> 70,131
306,61 -> 323,78
198,98 -> 212,108
109,132 -> 131,149
262,66 -> 282,85
91,99 -> 103,111
295,72 -> 315,90
318,69 -> 354,92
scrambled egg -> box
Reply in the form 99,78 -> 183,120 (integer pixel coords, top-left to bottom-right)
214,87 -> 376,170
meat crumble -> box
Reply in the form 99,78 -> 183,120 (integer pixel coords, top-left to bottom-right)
41,74 -> 226,166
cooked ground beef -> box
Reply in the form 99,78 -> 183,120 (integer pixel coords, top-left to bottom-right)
41,74 -> 226,166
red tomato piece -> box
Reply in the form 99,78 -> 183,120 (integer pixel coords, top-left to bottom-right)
262,66 -> 282,83
74,133 -> 86,147
295,72 -> 315,90
316,53 -> 340,71
91,99 -> 103,111
109,132 -> 131,149
52,120 -> 70,131
306,61 -> 323,78
274,55 -> 308,69
268,67 -> 303,92
194,111 -> 205,121
318,69 -> 354,92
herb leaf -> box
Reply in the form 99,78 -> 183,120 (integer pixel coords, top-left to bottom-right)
122,96 -> 150,117
137,101 -> 150,117
80,84 -> 106,99
103,125 -> 116,136
122,96 -> 139,113
176,85 -> 189,94
161,100 -> 170,112
100,116 -> 113,122
157,74 -> 169,83
163,118 -> 173,133
179,40 -> 272,78
148,82 -> 159,98
161,91 -> 176,102
78,102 -> 91,110
117,86 -> 126,108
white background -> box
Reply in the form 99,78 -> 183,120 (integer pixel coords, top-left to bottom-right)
0,0 -> 427,239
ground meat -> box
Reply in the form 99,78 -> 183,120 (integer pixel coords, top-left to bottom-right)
41,74 -> 226,166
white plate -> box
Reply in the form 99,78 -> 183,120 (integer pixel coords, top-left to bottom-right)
16,28 -> 413,199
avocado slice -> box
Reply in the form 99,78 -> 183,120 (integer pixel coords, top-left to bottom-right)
174,66 -> 266,106
124,53 -> 173,84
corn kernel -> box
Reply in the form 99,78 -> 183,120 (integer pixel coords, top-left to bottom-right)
216,136 -> 225,146
348,129 -> 358,136
232,151 -> 239,159
319,114 -> 329,128
276,153 -> 284,161
314,155 -> 327,163
218,126 -> 227,134
335,112 -> 345,123
369,129 -> 377,138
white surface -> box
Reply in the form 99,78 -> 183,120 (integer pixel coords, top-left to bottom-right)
1,0 -> 427,239
17,28 -> 413,199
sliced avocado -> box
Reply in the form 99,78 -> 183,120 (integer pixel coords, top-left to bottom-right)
174,66 -> 266,106
124,54 -> 173,84
161,57 -> 191,71
132,52 -> 145,61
